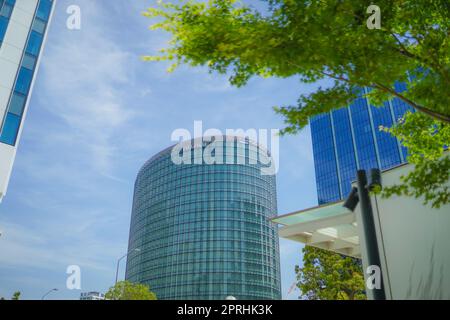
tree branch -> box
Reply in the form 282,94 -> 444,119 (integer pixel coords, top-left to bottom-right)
319,70 -> 450,123
390,32 -> 450,84
390,33 -> 420,60
373,82 -> 450,123
286,60 -> 450,123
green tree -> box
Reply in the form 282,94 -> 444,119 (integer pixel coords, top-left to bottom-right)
11,291 -> 21,300
295,246 -> 366,300
105,281 -> 157,300
142,0 -> 450,207
380,112 -> 450,208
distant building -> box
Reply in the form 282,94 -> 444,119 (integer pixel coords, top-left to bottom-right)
80,292 -> 105,300
0,0 -> 55,201
310,84 -> 413,204
125,136 -> 282,300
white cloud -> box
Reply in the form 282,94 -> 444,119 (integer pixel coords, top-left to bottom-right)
38,0 -> 137,176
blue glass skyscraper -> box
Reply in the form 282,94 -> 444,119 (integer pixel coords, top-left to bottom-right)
126,136 -> 282,300
310,84 -> 414,204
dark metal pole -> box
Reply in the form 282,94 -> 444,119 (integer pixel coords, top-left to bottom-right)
115,249 -> 141,285
115,253 -> 127,285
41,288 -> 58,300
356,170 -> 386,300
115,257 -> 121,285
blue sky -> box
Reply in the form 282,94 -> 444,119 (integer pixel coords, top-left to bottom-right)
0,0 -> 321,300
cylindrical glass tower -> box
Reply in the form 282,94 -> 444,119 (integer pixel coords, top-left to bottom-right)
125,136 -> 281,300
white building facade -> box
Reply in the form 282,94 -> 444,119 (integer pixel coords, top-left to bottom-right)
80,292 -> 106,301
0,0 -> 55,201
273,161 -> 450,299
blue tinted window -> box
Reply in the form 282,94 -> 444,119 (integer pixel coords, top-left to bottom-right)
21,54 -> 36,70
15,67 -> 33,95
392,81 -> 414,121
0,0 -> 15,44
391,97 -> 413,122
391,81 -> 415,159
350,96 -> 379,171
391,82 -> 414,123
310,85 -> 413,205
32,18 -> 46,34
332,108 -> 358,198
310,114 -> 341,204
370,102 -> 402,169
0,113 -> 20,145
26,30 -> 43,56
0,2 -> 13,18
8,92 -> 26,116
394,81 -> 407,93
36,0 -> 52,21
0,16 -> 8,41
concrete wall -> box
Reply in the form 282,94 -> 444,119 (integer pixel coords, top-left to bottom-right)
356,161 -> 450,299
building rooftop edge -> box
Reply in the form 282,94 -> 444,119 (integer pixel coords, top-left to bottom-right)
137,135 -> 272,177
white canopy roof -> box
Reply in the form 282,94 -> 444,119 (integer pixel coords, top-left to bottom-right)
272,201 -> 361,258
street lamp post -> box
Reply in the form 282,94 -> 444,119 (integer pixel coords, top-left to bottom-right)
343,168 -> 386,300
41,288 -> 58,300
115,248 -> 140,285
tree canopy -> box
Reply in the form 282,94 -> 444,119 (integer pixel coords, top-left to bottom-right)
143,0 -> 450,207
381,112 -> 450,208
11,291 -> 21,300
0,291 -> 21,300
295,246 -> 366,300
105,281 -> 157,300
144,0 -> 449,125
